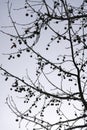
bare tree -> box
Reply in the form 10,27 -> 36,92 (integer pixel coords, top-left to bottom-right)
1,0 -> 87,129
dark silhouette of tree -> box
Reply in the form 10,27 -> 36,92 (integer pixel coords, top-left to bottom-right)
1,0 -> 87,129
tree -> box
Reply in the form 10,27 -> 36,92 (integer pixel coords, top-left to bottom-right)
0,0 -> 87,129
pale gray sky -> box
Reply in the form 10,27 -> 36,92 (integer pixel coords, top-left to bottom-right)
0,1 -> 28,130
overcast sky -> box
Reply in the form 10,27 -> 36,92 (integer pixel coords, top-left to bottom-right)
0,0 -> 83,130
0,1 -> 28,130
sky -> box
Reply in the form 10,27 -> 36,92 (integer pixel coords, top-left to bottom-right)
0,0 -> 84,130
0,1 -> 28,130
